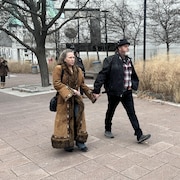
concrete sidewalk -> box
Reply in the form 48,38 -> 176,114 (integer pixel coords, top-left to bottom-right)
0,74 -> 180,180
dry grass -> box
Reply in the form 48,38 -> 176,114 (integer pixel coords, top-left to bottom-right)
83,58 -> 97,70
8,58 -> 95,74
9,60 -> 57,74
8,62 -> 31,73
135,54 -> 180,103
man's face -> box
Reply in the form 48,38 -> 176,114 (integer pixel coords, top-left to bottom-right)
118,44 -> 129,56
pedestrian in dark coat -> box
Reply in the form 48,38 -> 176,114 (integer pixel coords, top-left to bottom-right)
74,50 -> 85,96
93,39 -> 151,143
0,57 -> 9,89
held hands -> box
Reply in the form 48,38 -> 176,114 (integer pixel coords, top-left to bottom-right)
93,93 -> 100,100
72,89 -> 101,102
91,93 -> 100,104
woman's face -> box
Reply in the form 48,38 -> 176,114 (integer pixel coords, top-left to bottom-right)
64,52 -> 75,66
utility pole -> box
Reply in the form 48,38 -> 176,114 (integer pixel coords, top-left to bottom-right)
102,10 -> 108,57
55,23 -> 60,60
143,0 -> 147,62
77,0 -> 80,46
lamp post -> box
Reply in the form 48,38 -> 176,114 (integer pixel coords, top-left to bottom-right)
55,23 -> 60,60
102,10 -> 109,57
77,0 -> 80,46
143,0 -> 147,62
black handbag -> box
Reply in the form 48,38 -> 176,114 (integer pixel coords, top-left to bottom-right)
49,68 -> 64,112
49,93 -> 58,112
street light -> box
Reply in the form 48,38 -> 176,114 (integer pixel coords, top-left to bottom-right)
77,0 -> 80,46
102,10 -> 109,57
55,22 -> 60,60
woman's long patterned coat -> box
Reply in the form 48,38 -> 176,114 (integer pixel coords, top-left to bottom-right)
51,64 -> 95,148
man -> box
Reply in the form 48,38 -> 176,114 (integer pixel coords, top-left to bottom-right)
74,50 -> 85,96
93,39 -> 151,143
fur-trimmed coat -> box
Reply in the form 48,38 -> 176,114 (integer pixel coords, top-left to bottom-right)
51,63 -> 95,149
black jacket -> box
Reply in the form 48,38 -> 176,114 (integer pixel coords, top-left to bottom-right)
93,53 -> 139,96
75,56 -> 85,72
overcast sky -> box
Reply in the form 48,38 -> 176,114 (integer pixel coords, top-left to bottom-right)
55,0 -> 142,10
99,0 -> 142,10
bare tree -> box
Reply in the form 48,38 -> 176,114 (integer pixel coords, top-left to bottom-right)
107,1 -> 143,61
0,0 -> 90,87
148,0 -> 180,56
108,0 -> 133,39
127,10 -> 143,62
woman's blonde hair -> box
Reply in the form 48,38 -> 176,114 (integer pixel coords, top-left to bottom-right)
57,49 -> 74,65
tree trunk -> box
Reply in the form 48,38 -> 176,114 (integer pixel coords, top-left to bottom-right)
36,46 -> 50,87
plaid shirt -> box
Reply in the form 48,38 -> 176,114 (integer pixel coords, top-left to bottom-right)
121,57 -> 132,90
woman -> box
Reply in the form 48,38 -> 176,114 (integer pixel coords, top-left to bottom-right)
0,57 -> 9,89
51,49 -> 96,152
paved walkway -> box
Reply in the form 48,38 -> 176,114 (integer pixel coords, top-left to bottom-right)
0,74 -> 180,180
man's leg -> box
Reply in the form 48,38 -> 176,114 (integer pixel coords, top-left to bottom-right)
121,91 -> 143,140
105,95 -> 120,133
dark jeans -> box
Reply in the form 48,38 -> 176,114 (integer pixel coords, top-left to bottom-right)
1,76 -> 5,82
105,90 -> 143,139
80,87 -> 84,95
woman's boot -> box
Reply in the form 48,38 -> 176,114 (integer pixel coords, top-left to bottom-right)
76,141 -> 88,152
1,82 -> 5,89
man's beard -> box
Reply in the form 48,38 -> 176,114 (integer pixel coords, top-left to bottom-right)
125,51 -> 130,56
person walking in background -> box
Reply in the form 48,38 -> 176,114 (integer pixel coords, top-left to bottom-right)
74,50 -> 86,97
51,49 -> 96,152
0,57 -> 9,89
93,39 -> 151,143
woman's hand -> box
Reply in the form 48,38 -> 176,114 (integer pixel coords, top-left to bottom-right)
73,89 -> 81,96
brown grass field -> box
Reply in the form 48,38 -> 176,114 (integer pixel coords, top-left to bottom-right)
135,54 -> 180,103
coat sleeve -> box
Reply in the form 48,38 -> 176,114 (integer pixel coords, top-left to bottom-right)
53,65 -> 74,101
78,68 -> 96,103
93,57 -> 112,94
131,61 -> 139,91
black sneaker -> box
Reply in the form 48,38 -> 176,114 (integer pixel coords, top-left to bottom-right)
138,134 -> 151,143
104,131 -> 114,138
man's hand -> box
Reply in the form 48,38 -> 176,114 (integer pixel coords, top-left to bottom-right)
93,93 -> 100,100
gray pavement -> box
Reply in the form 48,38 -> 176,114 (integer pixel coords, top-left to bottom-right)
0,73 -> 180,180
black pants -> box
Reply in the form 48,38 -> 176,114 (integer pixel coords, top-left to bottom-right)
105,90 -> 142,139
1,76 -> 5,82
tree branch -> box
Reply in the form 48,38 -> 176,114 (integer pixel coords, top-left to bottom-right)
0,4 -> 34,34
46,0 -> 90,31
47,16 -> 89,35
0,27 -> 36,53
2,0 -> 41,17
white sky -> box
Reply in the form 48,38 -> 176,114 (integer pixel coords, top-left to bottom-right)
55,0 -> 142,10
101,0 -> 142,10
